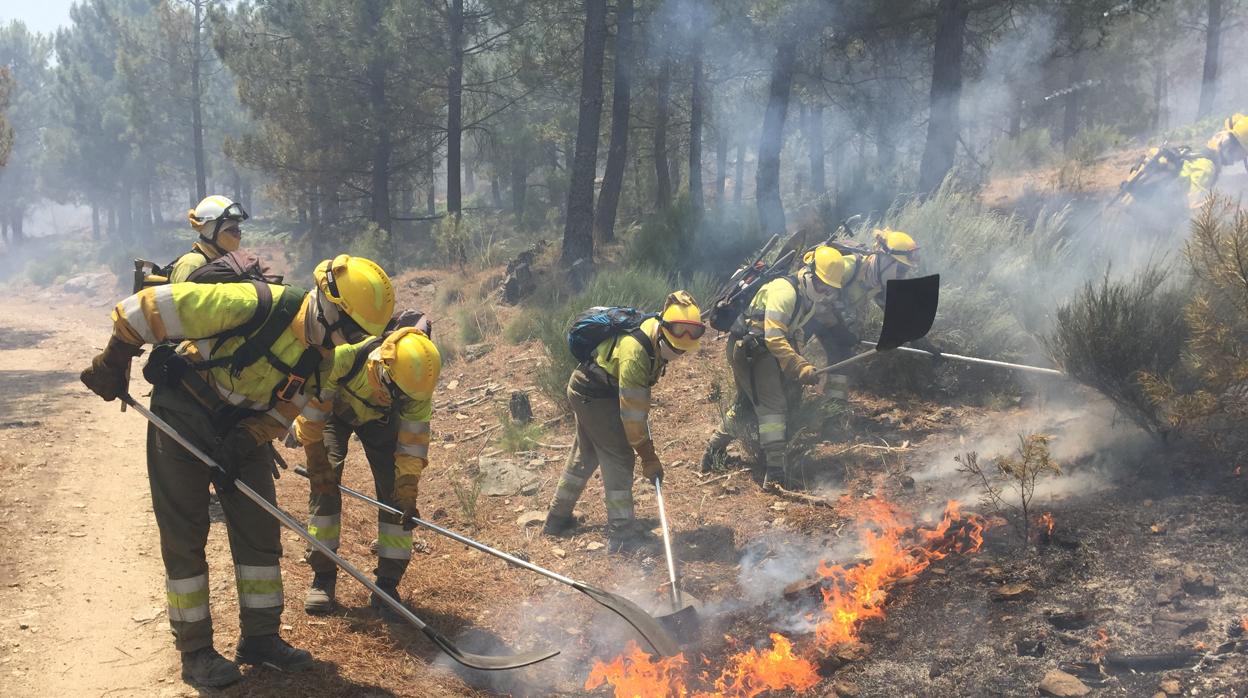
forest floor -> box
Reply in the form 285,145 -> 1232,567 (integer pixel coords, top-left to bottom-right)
1,259 -> 1247,698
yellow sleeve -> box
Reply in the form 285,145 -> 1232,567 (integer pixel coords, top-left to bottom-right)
394,398 -> 432,481
615,336 -> 654,455
1182,158 -> 1217,208
759,280 -> 812,380
110,282 -> 271,347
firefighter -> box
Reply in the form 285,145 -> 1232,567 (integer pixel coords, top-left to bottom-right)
699,246 -> 847,488
298,323 -> 440,620
79,255 -> 394,688
1121,121 -> 1247,214
542,292 -> 705,554
169,195 -> 250,283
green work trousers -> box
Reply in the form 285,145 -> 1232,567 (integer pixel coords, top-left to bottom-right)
305,414 -> 411,582
548,371 -> 637,530
146,385 -> 283,653
707,337 -> 803,473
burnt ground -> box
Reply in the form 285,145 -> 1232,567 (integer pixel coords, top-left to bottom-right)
6,264 -> 1248,697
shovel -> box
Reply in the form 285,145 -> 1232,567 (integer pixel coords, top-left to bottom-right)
816,274 -> 941,375
292,466 -> 680,657
652,477 -> 701,642
123,394 -> 558,671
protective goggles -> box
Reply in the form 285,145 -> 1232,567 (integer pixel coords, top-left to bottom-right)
221,202 -> 249,222
661,319 -> 706,340
378,367 -> 407,402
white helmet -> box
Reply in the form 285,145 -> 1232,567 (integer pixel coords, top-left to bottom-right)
189,195 -> 249,250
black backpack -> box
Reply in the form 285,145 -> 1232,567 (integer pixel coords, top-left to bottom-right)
134,250 -> 281,291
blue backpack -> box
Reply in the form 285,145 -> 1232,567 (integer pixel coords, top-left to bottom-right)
567,307 -> 656,363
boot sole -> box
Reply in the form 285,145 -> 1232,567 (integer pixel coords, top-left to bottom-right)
234,653 -> 314,673
303,599 -> 336,615
181,669 -> 243,688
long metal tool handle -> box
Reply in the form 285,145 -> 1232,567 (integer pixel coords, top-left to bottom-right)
292,466 -> 681,657
653,478 -> 681,609
874,344 -> 1065,377
814,347 -> 879,375
122,395 -> 557,671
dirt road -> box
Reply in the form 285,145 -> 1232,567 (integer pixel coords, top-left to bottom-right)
0,291 -> 177,697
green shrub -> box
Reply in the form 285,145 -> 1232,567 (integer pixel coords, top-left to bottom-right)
1047,265 -> 1189,442
434,277 -> 466,307
495,413 -> 545,453
504,311 -> 540,344
434,215 -> 470,267
455,300 -> 500,346
990,128 -> 1055,174
625,196 -> 699,272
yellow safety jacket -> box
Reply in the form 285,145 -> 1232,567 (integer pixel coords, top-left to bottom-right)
168,241 -> 224,283
840,254 -> 886,311
742,274 -> 821,380
111,282 -> 327,443
1179,156 -> 1219,209
295,337 -> 432,483
588,317 -> 665,462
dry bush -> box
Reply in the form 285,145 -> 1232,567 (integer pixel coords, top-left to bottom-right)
1047,265 -> 1188,442
956,433 -> 1061,544
1140,200 -> 1248,459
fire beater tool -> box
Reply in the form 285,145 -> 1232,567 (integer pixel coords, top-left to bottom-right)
652,476 -> 701,642
292,466 -> 680,657
815,274 -> 940,375
123,394 -> 559,671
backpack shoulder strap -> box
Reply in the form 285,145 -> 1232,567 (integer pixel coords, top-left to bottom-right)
341,337 -> 385,385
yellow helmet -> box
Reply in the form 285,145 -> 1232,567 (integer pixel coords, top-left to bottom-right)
804,245 -> 846,288
379,328 -> 441,401
313,254 -> 395,337
659,290 -> 705,352
872,229 -> 920,268
1223,113 -> 1248,149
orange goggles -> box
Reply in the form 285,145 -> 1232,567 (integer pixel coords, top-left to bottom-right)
662,319 -> 706,340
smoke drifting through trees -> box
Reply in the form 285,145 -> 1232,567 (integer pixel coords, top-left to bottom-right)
0,0 -> 1244,259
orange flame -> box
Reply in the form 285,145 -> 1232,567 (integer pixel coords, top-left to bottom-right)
1241,616 -> 1248,632
586,499 -> 987,696
1091,627 -> 1111,661
585,641 -> 689,697
1039,512 -> 1055,537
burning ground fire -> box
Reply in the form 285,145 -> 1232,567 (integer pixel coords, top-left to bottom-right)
585,500 -> 987,697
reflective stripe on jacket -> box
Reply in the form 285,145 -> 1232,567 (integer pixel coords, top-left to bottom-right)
111,281 -> 323,440
589,317 -> 664,455
742,276 -> 818,380
296,337 -> 433,482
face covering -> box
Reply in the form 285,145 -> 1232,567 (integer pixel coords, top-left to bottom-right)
215,224 -> 242,252
658,336 -> 685,362
304,288 -> 345,349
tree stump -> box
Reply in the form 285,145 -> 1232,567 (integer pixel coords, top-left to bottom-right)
509,391 -> 533,424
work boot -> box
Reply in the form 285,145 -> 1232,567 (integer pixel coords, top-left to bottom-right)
303,572 -> 337,615
699,444 -> 727,473
180,646 -> 242,688
606,523 -> 659,556
235,634 -> 314,673
369,577 -> 405,622
541,513 -> 577,537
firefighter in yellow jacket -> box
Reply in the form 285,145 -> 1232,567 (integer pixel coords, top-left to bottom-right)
700,246 -> 847,489
542,292 -> 705,554
169,195 -> 249,283
297,326 -> 440,619
79,255 -> 394,688
1121,117 -> 1247,213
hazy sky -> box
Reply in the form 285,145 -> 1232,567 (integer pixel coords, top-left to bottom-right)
3,0 -> 75,36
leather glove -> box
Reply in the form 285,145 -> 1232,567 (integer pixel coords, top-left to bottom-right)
797,363 -> 822,385
80,337 -> 143,401
304,441 -> 338,495
211,428 -> 260,494
641,458 -> 664,483
393,474 -> 421,531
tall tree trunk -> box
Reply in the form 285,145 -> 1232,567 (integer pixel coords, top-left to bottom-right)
447,0 -> 465,215
1008,93 -> 1023,139
593,0 -> 634,243
465,157 -> 476,195
734,142 -> 745,206
918,0 -> 968,193
688,37 -> 705,214
91,201 -> 100,240
108,205 -> 117,239
368,3 -> 391,230
490,172 -> 502,208
1061,58 -> 1084,146
560,0 -> 608,270
803,106 -> 823,199
757,40 -> 797,236
119,180 -> 134,241
190,0 -> 206,201
653,52 -> 673,210
1152,56 -> 1168,132
1197,0 -> 1222,120
10,210 -> 23,243
511,154 -> 528,221
715,130 -> 728,208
